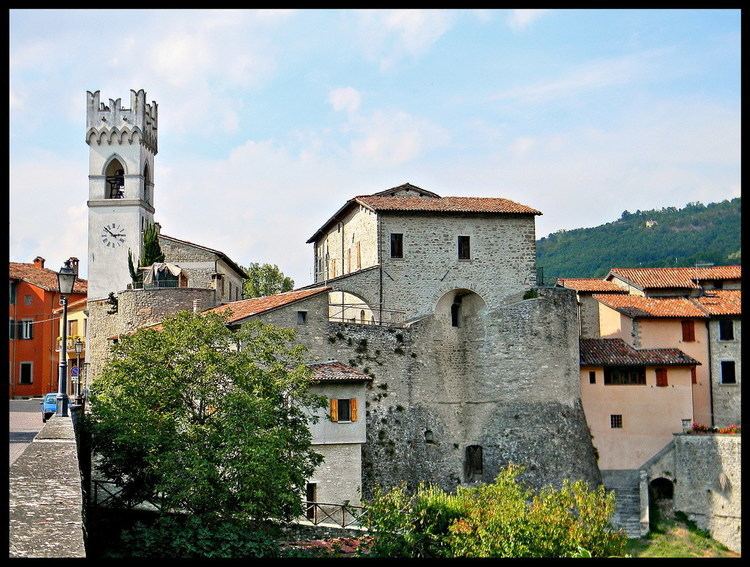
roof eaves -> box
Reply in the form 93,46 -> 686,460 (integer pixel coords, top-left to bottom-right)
160,234 -> 247,280
306,198 -> 360,243
221,286 -> 331,324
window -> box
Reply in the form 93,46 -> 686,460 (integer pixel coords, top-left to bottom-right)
691,367 -> 697,384
589,371 -> 596,384
465,445 -> 483,481
720,361 -> 736,384
655,367 -> 668,387
719,320 -> 734,341
68,320 -> 78,337
603,366 -> 646,385
390,233 -> 403,259
229,282 -> 233,299
19,362 -> 32,385
329,398 -> 358,422
20,320 -> 33,340
681,320 -> 695,342
305,483 -> 317,521
360,310 -> 365,324
297,311 -> 307,325
105,159 -> 126,199
24,294 -> 33,306
9,319 -> 15,339
9,281 -> 16,304
458,236 -> 471,260
610,414 -> 623,429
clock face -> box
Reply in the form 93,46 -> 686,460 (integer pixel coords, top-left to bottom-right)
101,223 -> 127,248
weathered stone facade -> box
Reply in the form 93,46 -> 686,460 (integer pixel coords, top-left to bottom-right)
708,318 -> 741,427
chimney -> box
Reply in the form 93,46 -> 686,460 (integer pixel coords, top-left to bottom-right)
68,257 -> 79,276
193,299 -> 201,313
33,256 -> 45,269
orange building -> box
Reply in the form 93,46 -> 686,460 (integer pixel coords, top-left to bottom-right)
9,257 -> 87,398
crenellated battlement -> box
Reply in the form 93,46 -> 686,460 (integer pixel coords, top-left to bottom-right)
86,89 -> 158,154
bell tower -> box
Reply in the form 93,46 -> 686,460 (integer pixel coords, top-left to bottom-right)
85,89 -> 158,300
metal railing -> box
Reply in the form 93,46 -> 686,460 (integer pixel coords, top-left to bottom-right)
300,501 -> 367,529
128,279 -> 182,290
328,303 -> 406,327
91,479 -> 166,512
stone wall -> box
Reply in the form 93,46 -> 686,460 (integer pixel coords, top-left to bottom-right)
309,443 -> 363,507
708,318 -> 741,427
579,294 -> 601,338
253,286 -> 600,498
87,287 -> 217,380
315,204 -> 378,280
10,415 -> 86,557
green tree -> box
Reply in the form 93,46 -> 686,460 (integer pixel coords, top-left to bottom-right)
364,464 -> 626,558
87,311 -> 324,524
127,222 -> 165,286
242,262 -> 294,298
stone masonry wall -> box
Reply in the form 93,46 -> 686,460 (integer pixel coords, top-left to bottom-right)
673,434 -> 741,553
709,318 -> 741,427
87,287 -> 217,380
579,294 -> 601,338
315,205 -> 378,280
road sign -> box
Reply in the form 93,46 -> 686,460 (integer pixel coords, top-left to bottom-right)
71,366 -> 79,377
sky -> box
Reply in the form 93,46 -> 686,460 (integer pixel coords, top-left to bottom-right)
9,9 -> 740,287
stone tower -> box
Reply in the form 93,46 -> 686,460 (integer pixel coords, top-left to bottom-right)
85,89 -> 158,300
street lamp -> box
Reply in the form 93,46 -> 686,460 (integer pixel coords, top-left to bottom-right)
56,260 -> 76,417
74,338 -> 84,405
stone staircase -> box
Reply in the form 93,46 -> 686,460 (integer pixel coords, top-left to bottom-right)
601,470 -> 643,539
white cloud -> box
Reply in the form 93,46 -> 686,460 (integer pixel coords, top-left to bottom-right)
329,87 -> 362,114
356,10 -> 454,70
506,9 -> 549,31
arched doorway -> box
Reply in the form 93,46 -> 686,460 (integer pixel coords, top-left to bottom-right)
435,289 -> 487,328
328,291 -> 375,324
649,477 -> 675,523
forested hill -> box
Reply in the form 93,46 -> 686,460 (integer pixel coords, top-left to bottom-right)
536,198 -> 741,281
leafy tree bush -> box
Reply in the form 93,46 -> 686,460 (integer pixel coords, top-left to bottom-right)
88,311 -> 325,526
242,262 -> 294,298
364,465 -> 626,558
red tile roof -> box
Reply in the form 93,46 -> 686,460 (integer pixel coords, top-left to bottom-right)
593,294 -> 708,319
355,195 -> 541,215
9,262 -> 88,294
607,266 -> 741,290
580,338 -> 699,367
557,278 -> 628,293
308,361 -> 373,383
204,287 -> 331,324
692,290 -> 742,316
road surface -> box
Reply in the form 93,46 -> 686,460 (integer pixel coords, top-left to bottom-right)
9,399 -> 45,466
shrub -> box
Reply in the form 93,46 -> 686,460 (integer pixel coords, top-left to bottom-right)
364,465 -> 626,558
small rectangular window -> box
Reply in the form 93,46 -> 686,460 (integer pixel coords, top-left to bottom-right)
655,367 -> 668,387
465,445 -> 483,481
458,236 -> 471,260
9,319 -> 15,340
604,367 -> 646,385
610,414 -> 623,429
19,362 -> 32,385
691,367 -> 697,384
390,233 -> 403,258
720,361 -> 736,384
719,320 -> 734,341
337,398 -> 351,422
24,294 -> 33,306
297,311 -> 307,325
69,320 -> 78,337
681,320 -> 695,342
20,320 -> 33,340
9,281 -> 17,305
589,371 -> 596,384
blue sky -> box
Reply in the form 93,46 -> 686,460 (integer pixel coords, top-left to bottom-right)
10,9 -> 740,286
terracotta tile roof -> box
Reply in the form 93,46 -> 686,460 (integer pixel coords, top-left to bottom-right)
556,278 -> 628,293
692,290 -> 742,316
592,294 -> 708,319
371,182 -> 441,198
9,262 -> 88,294
607,266 -> 741,290
204,287 -> 331,324
308,361 -> 373,383
355,195 -> 542,215
580,338 -> 700,367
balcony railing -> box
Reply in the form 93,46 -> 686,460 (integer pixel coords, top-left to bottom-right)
328,303 -> 406,327
55,335 -> 86,352
128,279 -> 182,290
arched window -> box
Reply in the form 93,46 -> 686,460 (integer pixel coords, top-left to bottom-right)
360,310 -> 366,324
105,158 -> 125,199
143,163 -> 151,204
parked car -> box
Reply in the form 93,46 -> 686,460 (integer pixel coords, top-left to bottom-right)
41,393 -> 57,422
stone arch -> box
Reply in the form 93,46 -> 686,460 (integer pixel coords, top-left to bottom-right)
328,290 -> 377,325
435,288 -> 487,328
649,477 -> 675,522
103,155 -> 126,199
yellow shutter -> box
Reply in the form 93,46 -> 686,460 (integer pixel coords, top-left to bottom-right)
329,398 -> 338,422
350,398 -> 358,422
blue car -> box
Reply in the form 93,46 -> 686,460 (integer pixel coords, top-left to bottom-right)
41,393 -> 57,422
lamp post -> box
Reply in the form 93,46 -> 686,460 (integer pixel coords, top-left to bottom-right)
56,260 -> 76,417
74,338 -> 83,405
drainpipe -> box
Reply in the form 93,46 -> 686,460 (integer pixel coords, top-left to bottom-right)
706,320 -> 715,428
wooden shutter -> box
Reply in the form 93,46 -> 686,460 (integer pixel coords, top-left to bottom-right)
681,320 -> 695,342
350,398 -> 358,422
690,367 -> 697,384
329,398 -> 338,422
655,368 -> 668,387
356,242 -> 361,270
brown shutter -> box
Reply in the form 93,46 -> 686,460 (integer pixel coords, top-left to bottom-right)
350,398 -> 358,422
681,320 -> 695,342
329,399 -> 338,422
356,242 -> 361,270
655,368 -> 668,387
691,367 -> 697,384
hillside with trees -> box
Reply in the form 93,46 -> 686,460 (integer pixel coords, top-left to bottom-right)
536,198 -> 741,282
